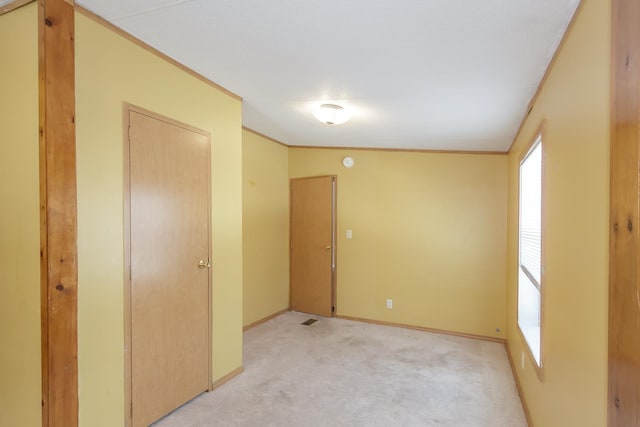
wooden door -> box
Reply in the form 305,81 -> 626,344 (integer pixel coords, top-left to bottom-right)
126,107 -> 211,427
290,176 -> 336,317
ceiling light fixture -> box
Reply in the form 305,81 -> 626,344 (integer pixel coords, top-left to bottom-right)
313,103 -> 351,125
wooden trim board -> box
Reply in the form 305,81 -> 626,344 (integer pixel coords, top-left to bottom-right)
74,5 -> 241,102
243,127 -> 289,148
288,144 -> 507,156
243,127 -> 506,155
608,0 -> 640,424
122,105 -> 132,427
508,1 -> 585,152
38,0 -> 78,425
0,0 -> 33,15
504,343 -> 533,427
211,366 -> 244,390
336,315 -> 506,344
243,309 -> 290,332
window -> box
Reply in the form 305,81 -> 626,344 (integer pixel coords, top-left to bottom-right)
518,135 -> 542,369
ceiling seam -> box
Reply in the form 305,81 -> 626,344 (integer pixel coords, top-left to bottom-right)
112,0 -> 197,21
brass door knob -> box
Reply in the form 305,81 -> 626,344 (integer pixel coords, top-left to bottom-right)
198,259 -> 211,269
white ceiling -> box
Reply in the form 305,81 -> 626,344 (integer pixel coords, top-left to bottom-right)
76,0 -> 580,151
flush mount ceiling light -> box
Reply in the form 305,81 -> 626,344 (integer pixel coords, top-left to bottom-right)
313,103 -> 351,125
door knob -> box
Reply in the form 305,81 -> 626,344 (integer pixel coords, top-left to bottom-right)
325,245 -> 332,250
198,259 -> 211,269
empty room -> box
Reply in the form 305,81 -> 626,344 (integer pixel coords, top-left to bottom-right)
1,0 -> 638,426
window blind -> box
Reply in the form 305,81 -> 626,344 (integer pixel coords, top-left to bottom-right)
519,140 -> 542,287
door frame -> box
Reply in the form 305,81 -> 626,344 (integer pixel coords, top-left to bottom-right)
289,175 -> 337,317
122,103 -> 213,426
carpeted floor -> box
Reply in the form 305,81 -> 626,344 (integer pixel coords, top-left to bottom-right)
154,311 -> 527,427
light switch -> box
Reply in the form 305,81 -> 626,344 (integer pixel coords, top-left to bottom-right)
346,229 -> 352,239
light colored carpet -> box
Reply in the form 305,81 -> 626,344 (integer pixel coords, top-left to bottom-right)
154,312 -> 527,427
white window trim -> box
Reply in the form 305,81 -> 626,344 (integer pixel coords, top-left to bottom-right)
517,130 -> 545,381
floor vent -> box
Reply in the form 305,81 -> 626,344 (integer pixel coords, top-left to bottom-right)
301,318 -> 318,326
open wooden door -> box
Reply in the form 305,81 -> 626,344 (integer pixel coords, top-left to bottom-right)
290,176 -> 336,317
125,106 -> 211,427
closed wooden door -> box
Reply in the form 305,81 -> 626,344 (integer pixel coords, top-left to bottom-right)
290,176 -> 336,317
127,107 -> 211,427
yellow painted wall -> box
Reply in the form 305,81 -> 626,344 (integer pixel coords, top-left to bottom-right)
242,130 -> 289,326
75,12 -> 243,426
0,4 -> 40,427
289,149 -> 508,338
505,1 -> 610,426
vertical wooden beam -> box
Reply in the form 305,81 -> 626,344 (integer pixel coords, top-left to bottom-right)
38,0 -> 78,426
609,0 -> 640,425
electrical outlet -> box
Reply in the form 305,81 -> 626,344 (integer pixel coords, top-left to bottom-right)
386,299 -> 393,309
